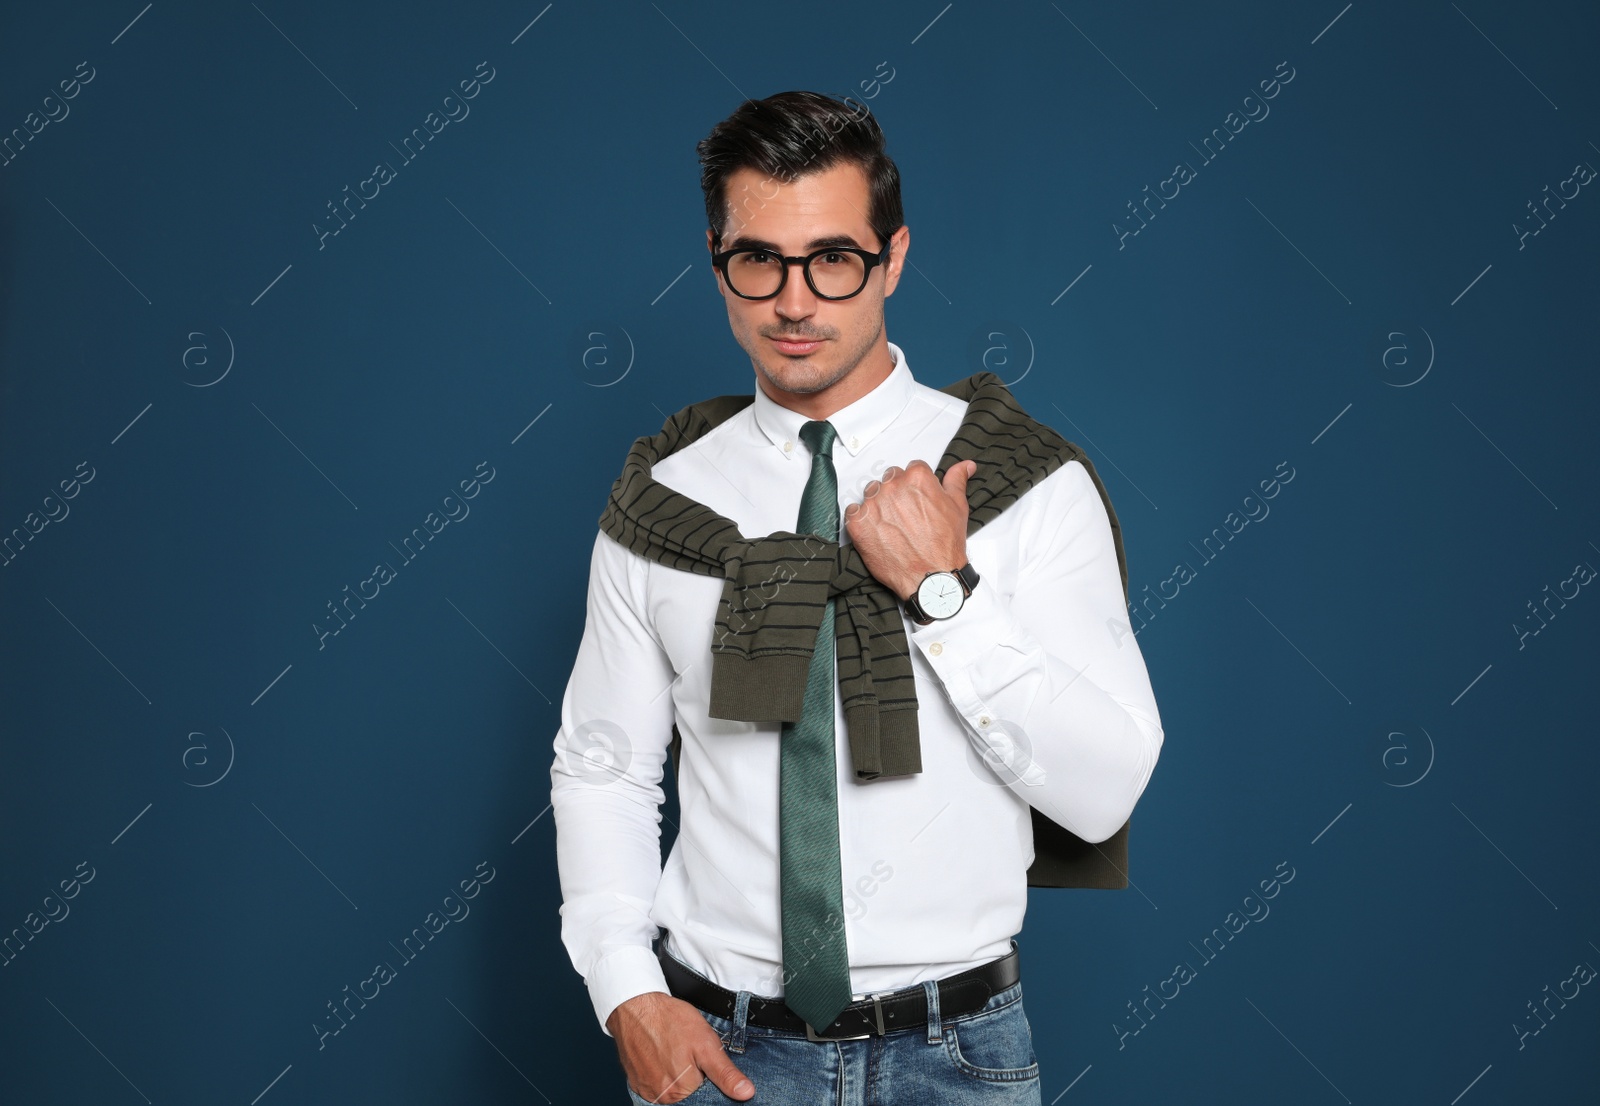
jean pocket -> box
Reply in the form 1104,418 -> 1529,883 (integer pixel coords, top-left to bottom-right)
943,993 -> 1040,1084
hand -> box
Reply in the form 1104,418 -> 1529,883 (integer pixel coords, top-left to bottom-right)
608,991 -> 755,1103
844,459 -> 978,600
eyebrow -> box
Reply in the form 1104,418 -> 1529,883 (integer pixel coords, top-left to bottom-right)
725,233 -> 865,252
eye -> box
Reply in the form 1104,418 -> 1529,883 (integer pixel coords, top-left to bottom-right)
817,252 -> 847,266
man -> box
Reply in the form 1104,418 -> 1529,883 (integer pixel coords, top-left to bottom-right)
551,91 -> 1164,1104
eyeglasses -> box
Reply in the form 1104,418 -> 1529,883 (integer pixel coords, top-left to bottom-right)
710,237 -> 894,300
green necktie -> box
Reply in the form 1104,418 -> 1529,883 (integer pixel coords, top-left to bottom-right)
780,419 -> 853,1033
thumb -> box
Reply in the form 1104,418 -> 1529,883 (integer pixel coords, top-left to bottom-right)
943,459 -> 978,498
699,1044 -> 755,1100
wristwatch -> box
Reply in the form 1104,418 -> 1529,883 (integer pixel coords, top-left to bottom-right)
904,562 -> 981,624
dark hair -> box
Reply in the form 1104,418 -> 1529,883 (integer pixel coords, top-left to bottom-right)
697,91 -> 904,253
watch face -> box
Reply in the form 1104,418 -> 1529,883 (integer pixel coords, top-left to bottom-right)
917,572 -> 964,619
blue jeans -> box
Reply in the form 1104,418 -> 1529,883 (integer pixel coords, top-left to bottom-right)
624,975 -> 1041,1105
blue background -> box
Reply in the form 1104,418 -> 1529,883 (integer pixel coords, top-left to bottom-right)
2,2 -> 1596,1102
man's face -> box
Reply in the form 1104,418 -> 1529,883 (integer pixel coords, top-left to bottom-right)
706,161 -> 907,402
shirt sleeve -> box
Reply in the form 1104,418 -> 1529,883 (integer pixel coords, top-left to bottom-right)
907,459 -> 1164,844
550,529 -> 678,1035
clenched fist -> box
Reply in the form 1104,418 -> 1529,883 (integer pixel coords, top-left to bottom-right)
844,458 -> 978,600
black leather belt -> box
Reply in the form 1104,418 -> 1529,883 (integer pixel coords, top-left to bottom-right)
656,935 -> 1021,1042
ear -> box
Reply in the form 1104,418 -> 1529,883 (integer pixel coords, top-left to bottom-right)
706,227 -> 726,293
882,225 -> 910,298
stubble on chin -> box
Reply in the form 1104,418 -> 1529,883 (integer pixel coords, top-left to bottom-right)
759,357 -> 852,397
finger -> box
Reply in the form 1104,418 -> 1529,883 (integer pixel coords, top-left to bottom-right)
638,1056 -> 703,1104
881,465 -> 904,482
943,458 -> 978,495
699,1044 -> 755,1100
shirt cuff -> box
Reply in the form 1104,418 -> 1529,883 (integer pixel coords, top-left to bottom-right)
906,583 -> 1048,787
586,943 -> 672,1037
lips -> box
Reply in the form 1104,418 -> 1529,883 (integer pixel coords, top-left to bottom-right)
770,336 -> 824,354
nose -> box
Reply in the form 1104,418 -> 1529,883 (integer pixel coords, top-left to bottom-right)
773,258 -> 819,322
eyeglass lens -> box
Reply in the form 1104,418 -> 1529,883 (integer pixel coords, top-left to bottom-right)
724,250 -> 867,298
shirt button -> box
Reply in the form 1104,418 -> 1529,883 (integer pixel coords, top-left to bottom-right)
979,715 -> 991,727
929,642 -> 943,656
784,441 -> 793,452
850,436 -> 859,449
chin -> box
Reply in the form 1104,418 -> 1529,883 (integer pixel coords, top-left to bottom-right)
770,366 -> 832,396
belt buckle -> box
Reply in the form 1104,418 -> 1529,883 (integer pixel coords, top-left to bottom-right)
805,994 -> 886,1042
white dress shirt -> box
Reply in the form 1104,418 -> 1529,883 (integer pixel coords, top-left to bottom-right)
551,341 -> 1164,1035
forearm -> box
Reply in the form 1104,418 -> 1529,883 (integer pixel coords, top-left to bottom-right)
551,530 -> 681,1036
551,768 -> 673,1034
904,460 -> 1164,844
910,581 -> 1162,842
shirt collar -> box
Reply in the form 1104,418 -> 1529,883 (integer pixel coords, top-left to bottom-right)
751,340 -> 916,461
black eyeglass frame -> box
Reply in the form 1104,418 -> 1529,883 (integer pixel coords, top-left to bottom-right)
709,236 -> 896,301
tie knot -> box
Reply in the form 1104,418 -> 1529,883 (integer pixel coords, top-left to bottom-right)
799,419 -> 837,458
